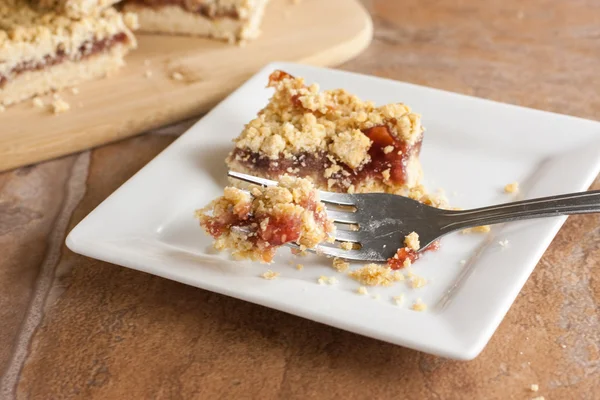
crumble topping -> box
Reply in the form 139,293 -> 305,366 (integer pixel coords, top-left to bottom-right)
404,231 -> 420,251
261,270 -> 279,280
30,0 -> 120,17
332,257 -> 349,272
348,264 -> 398,286
197,175 -> 335,263
411,298 -> 427,312
504,181 -> 519,193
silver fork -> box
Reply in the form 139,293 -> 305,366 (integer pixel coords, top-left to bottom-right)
228,171 -> 600,262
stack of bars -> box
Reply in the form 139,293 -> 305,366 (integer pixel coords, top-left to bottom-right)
0,0 -> 138,106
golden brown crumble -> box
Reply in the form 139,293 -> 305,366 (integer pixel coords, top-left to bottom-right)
262,270 -> 279,280
295,263 -> 303,270
339,242 -> 353,250
393,271 -> 404,281
411,298 -> 427,312
348,264 -> 397,286
332,257 -> 350,272
462,225 -> 491,234
404,231 -> 420,251
31,0 -> 120,17
504,181 -> 519,193
197,175 -> 335,263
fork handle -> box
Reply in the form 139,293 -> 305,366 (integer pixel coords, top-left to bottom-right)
439,190 -> 600,232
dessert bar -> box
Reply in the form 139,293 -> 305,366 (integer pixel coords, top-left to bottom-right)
0,2 -> 137,106
123,0 -> 269,42
226,70 -> 424,195
197,176 -> 335,263
29,0 -> 120,17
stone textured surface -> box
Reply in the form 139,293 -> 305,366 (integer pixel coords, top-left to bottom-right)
1,1 -> 600,399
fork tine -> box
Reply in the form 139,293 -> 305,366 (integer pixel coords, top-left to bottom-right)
332,229 -> 361,243
228,170 -> 356,206
285,242 -> 379,261
228,170 -> 277,187
326,210 -> 360,224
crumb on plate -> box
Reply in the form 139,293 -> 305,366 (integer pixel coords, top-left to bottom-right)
295,264 -> 303,270
262,270 -> 279,280
357,286 -> 368,295
505,182 -> 519,193
349,264 -> 397,286
332,257 -> 350,272
411,298 -> 427,312
392,294 -> 404,305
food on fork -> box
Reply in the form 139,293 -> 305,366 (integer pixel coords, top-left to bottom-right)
196,175 -> 335,263
29,0 -> 120,17
0,2 -> 137,106
226,70 -> 424,195
122,0 -> 270,42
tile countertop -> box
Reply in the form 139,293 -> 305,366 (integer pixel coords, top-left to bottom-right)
1,1 -> 599,399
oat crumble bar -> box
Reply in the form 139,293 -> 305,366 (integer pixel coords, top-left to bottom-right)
196,175 -> 335,263
123,0 -> 269,42
29,0 -> 120,17
226,70 -> 425,195
0,2 -> 137,106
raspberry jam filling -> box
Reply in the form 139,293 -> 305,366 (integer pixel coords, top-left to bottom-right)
204,193 -> 326,262
387,241 -> 440,270
0,32 -> 129,88
230,128 -> 420,192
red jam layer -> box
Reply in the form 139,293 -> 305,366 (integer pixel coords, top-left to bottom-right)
387,241 -> 440,270
0,32 -> 129,88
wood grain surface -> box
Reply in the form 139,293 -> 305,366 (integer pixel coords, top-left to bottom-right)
0,0 -> 371,172
1,1 -> 599,399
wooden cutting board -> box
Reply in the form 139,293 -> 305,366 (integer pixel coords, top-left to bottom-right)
0,0 -> 371,172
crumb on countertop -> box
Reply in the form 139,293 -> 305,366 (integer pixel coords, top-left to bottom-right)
462,225 -> 491,234
530,384 -> 539,392
404,231 -> 420,251
171,71 -> 184,81
411,298 -> 427,312
357,286 -> 368,295
52,98 -> 70,114
332,257 -> 350,272
32,97 -> 44,108
262,270 -> 280,280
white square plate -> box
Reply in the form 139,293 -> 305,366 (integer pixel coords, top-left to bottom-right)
66,62 -> 600,360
